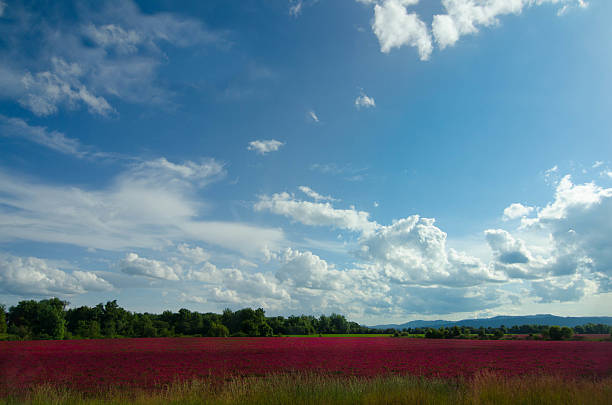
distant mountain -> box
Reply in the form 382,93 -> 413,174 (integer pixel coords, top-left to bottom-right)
370,314 -> 612,330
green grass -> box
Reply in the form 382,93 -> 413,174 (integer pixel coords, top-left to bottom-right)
2,373 -> 611,405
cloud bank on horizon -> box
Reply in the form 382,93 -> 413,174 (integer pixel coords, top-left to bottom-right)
0,0 -> 609,323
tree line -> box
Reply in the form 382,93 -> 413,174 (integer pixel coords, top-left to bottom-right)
0,298 -> 384,340
395,323 -> 611,340
1,299 -> 610,341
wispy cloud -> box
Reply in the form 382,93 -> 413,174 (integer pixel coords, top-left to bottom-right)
289,0 -> 303,17
0,159 -> 283,256
0,115 -> 87,157
298,186 -> 339,202
0,115 -> 134,161
0,0 -> 227,116
310,163 -> 368,181
308,110 -> 319,123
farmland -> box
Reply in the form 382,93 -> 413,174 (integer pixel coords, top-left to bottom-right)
1,337 -> 611,395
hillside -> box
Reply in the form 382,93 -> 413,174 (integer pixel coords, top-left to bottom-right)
371,314 -> 612,330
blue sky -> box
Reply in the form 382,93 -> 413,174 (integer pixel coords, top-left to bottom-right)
0,0 -> 611,323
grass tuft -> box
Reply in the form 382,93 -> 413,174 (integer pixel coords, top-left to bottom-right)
1,373 -> 611,405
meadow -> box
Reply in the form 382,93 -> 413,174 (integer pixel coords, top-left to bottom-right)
1,337 -> 611,404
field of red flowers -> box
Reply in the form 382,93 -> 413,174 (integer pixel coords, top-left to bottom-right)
1,337 -> 611,393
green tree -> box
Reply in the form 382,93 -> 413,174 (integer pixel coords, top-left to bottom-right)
560,326 -> 573,340
0,304 -> 7,334
329,313 -> 349,334
9,298 -> 67,340
208,322 -> 229,337
548,326 -> 562,340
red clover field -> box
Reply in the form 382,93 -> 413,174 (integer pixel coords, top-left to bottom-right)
2,337 -> 611,394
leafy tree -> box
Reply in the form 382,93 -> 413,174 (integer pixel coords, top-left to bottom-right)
548,326 -> 563,340
208,322 -> 229,337
560,326 -> 573,340
0,304 -> 7,334
8,299 -> 67,339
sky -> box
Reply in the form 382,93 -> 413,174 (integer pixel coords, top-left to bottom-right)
0,0 -> 611,324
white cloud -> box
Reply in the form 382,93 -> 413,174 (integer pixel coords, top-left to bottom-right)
502,202 -> 534,221
361,0 -> 586,61
544,164 -> 560,184
254,192 -> 378,234
177,244 -> 211,264
276,248 -> 349,290
557,0 -> 589,16
358,216 -> 503,287
530,276 -> 596,303
20,58 -> 114,116
485,229 -> 532,265
1,0 -> 224,116
432,0 -> 586,50
491,175 -> 612,300
0,254 -> 113,296
0,1 -> 6,17
83,24 -> 143,55
252,172 -> 612,316
120,253 -> 180,280
355,91 -> 376,109
592,161 -> 603,169
0,159 -> 283,256
298,186 -> 338,202
308,110 -> 320,122
0,115 -> 87,157
185,261 -> 291,308
131,157 -> 226,186
289,0 -> 303,17
247,139 -> 284,155
372,0 -> 432,60
527,176 -> 612,282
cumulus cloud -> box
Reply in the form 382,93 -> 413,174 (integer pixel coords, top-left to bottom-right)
359,216 -> 503,287
254,191 -> 377,234
185,260 -> 291,309
526,176 -> 612,282
360,0 -> 586,60
355,92 -> 376,109
0,255 -> 112,296
530,276 -> 596,303
488,174 -> 612,299
485,229 -> 531,265
120,253 -> 180,280
247,139 -> 284,155
503,203 -> 534,221
432,0 -> 586,50
177,244 -> 211,264
372,0 -> 432,60
276,248 -> 349,290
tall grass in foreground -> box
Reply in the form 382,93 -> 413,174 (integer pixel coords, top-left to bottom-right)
2,373 -> 611,405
